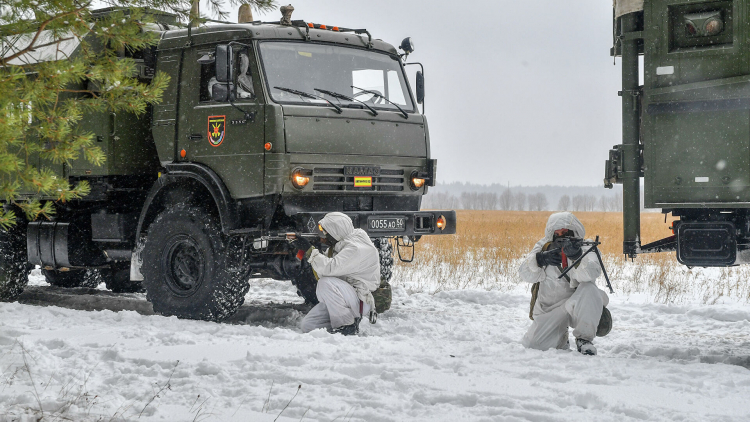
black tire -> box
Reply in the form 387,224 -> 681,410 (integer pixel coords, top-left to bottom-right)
0,214 -> 31,301
291,260 -> 319,305
102,262 -> 143,293
373,237 -> 394,283
141,206 -> 249,321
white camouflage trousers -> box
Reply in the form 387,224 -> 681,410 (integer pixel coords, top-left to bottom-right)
522,282 -> 609,350
300,277 -> 370,333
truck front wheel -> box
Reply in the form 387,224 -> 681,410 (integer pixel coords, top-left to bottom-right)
141,206 -> 249,321
373,237 -> 394,283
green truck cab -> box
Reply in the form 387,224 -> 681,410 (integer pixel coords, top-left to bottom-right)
606,0 -> 750,266
12,8 -> 456,321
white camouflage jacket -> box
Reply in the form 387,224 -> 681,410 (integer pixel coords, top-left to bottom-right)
308,212 -> 380,309
518,212 -> 601,315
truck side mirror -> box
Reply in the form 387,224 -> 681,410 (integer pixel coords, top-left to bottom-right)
212,83 -> 235,102
416,71 -> 424,104
215,44 -> 234,83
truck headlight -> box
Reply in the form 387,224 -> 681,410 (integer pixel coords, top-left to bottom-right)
410,171 -> 426,190
291,168 -> 311,189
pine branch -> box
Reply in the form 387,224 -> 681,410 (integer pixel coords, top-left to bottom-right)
0,5 -> 89,65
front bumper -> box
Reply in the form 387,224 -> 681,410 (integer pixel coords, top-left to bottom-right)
294,210 -> 457,237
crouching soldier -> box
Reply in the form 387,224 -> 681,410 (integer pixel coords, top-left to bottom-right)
519,212 -> 612,355
297,212 -> 380,335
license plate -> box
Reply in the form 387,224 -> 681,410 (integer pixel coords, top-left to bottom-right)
344,166 -> 381,177
368,217 -> 406,232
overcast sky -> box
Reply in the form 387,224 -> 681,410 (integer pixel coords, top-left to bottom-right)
237,1 -> 623,187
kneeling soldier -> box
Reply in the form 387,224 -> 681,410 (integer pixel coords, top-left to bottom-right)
519,212 -> 611,355
297,212 -> 380,335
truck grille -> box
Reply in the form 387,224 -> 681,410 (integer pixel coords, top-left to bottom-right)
312,167 -> 405,192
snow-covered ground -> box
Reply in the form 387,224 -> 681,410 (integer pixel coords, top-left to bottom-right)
2,270 -> 750,421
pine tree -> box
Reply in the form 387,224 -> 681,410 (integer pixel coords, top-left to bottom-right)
0,0 -> 275,227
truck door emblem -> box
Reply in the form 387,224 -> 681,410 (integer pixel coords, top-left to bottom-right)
208,115 -> 226,147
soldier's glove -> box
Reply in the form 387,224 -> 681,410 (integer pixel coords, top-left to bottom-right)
292,233 -> 313,251
562,239 -> 583,260
536,249 -> 562,268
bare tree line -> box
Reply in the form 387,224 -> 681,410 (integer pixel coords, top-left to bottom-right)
423,190 -> 623,212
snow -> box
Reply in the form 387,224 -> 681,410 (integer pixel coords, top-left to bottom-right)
2,270 -> 750,421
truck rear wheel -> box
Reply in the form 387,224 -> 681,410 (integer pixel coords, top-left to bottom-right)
0,215 -> 31,301
141,206 -> 249,321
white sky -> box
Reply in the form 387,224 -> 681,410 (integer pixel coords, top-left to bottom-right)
237,1 -> 623,186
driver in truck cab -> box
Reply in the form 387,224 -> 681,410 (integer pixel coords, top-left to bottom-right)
296,212 -> 380,335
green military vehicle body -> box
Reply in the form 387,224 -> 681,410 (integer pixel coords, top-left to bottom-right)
10,8 -> 456,321
606,0 -> 750,266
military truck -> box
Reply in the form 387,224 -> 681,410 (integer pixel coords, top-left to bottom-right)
2,7 -> 456,321
605,0 -> 750,266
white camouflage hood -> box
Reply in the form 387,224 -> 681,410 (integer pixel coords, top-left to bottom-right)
319,212 -> 354,242
543,212 -> 586,242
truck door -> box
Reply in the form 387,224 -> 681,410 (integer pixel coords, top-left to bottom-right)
177,45 -> 265,199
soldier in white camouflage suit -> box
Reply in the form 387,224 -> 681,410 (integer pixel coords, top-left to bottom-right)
519,212 -> 610,355
297,212 -> 380,335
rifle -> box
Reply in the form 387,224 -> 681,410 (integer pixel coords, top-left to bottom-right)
555,236 -> 614,294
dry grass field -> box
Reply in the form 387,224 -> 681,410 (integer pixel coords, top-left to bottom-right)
392,211 -> 750,304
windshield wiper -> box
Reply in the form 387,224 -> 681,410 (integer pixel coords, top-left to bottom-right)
314,88 -> 378,117
351,85 -> 408,119
273,86 -> 342,114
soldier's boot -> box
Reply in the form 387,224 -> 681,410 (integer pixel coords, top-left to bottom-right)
576,338 -> 597,356
330,317 -> 361,336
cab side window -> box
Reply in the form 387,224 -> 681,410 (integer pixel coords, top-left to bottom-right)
199,49 -> 255,102
236,50 -> 255,100
199,56 -> 216,103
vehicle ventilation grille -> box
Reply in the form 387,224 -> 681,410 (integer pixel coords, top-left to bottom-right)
312,167 -> 405,191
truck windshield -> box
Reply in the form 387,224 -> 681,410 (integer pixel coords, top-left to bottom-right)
258,41 -> 415,113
